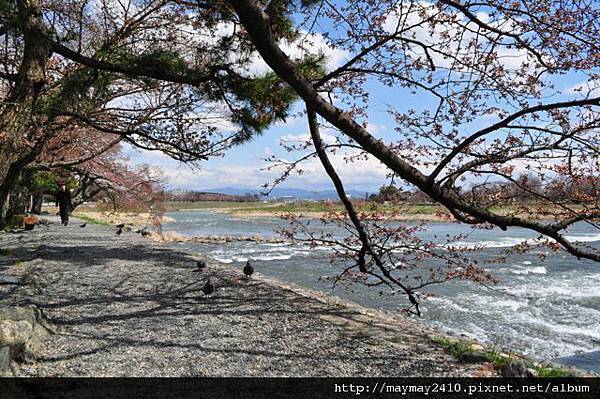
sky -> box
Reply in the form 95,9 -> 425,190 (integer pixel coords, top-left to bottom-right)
122,3 -> 595,194
123,21 -> 397,193
123,106 -> 395,193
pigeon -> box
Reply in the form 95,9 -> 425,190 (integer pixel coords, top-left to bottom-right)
135,226 -> 148,234
140,230 -> 151,237
79,222 -> 87,228
116,223 -> 125,229
243,260 -> 254,279
116,227 -> 122,236
196,260 -> 207,271
201,279 -> 215,296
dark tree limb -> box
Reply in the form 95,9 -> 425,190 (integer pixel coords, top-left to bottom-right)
51,42 -> 223,87
306,104 -> 421,315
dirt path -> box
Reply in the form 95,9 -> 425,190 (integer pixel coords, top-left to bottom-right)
0,217 -> 489,376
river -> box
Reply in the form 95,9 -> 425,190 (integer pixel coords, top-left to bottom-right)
162,209 -> 600,365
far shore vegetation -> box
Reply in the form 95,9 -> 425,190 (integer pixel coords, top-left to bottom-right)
31,180 -> 593,227
69,198 -> 587,224
151,183 -> 593,222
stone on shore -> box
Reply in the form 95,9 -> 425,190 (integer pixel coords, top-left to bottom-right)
458,351 -> 489,364
0,305 -> 53,376
0,275 -> 21,285
501,360 -> 538,377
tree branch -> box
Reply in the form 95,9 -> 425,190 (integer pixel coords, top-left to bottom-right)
429,97 -> 600,181
52,42 -> 223,87
227,0 -> 600,262
307,105 -> 421,314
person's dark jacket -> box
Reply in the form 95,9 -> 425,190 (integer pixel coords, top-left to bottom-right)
55,189 -> 71,212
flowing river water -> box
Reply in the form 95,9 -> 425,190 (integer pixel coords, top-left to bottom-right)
162,210 -> 600,367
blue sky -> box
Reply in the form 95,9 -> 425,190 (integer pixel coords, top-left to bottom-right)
125,76 -> 590,194
123,5 -> 595,194
123,104 -> 394,192
124,73 -> 590,193
124,47 -> 404,193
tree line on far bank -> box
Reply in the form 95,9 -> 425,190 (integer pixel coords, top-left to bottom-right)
371,174 -> 599,205
165,190 -> 260,203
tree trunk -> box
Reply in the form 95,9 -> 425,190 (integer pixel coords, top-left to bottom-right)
31,192 -> 43,214
0,186 -> 10,229
0,0 -> 51,185
0,153 -> 42,228
0,168 -> 21,229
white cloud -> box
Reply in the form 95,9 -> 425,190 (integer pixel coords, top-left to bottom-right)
279,130 -> 337,145
265,151 -> 389,189
381,1 -> 536,71
364,122 -> 388,135
123,140 -> 389,191
279,133 -> 311,143
565,81 -> 600,96
241,30 -> 350,76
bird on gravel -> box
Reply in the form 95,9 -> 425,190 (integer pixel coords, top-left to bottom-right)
201,279 -> 215,296
196,260 -> 207,271
116,227 -> 123,236
243,260 -> 254,279
79,222 -> 87,228
140,229 -> 151,237
116,223 -> 125,229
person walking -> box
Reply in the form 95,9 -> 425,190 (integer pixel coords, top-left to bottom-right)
55,183 -> 71,226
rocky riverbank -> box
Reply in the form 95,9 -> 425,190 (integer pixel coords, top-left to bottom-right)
151,232 -> 289,245
0,216 -> 578,377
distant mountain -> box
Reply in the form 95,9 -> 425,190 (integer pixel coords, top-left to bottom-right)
203,187 -> 371,200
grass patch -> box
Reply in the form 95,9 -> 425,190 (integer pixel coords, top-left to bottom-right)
431,336 -> 474,358
328,301 -> 347,310
72,201 -> 587,222
484,349 -> 513,368
432,336 -> 573,377
535,366 -> 571,377
83,200 -> 582,222
73,213 -> 111,226
162,200 -> 447,215
226,201 -> 447,215
5,215 -> 24,230
229,202 -> 336,214
389,336 -> 406,344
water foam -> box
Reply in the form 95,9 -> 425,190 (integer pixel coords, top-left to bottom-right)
213,253 -> 296,263
510,265 -> 547,275
564,233 -> 600,243
450,231 -> 600,250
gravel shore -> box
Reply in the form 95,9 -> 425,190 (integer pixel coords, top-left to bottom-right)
0,217 -> 488,377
